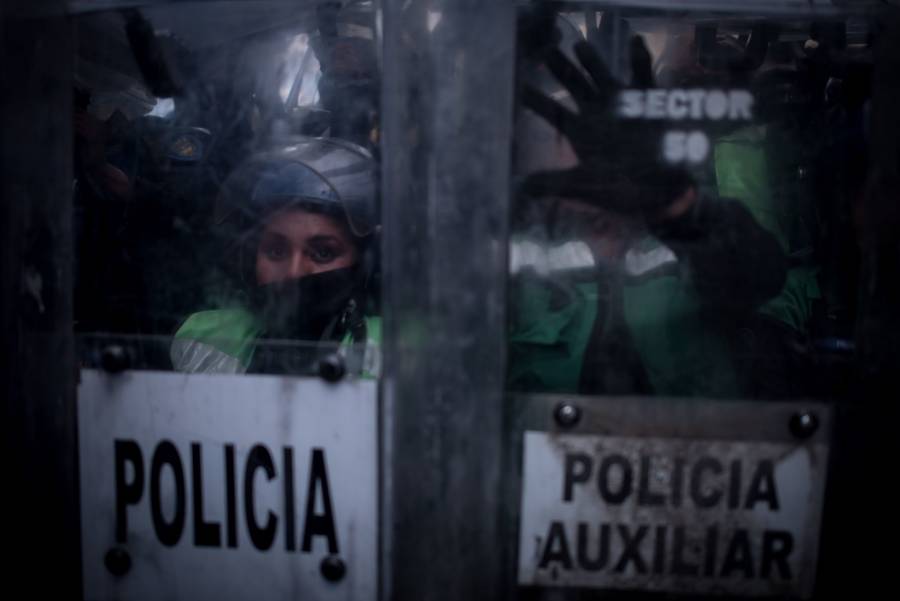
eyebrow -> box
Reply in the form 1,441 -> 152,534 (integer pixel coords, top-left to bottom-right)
260,230 -> 288,242
306,235 -> 343,245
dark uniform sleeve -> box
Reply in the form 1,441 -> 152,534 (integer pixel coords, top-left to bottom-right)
652,195 -> 788,317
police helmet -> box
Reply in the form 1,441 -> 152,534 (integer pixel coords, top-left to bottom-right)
217,137 -> 377,239
215,137 -> 378,288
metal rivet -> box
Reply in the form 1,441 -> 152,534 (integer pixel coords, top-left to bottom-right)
104,547 -> 131,576
318,353 -> 346,382
554,402 -> 581,428
789,412 -> 819,439
320,555 -> 346,582
101,345 -> 130,373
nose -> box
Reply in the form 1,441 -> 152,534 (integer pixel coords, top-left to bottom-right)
285,251 -> 314,280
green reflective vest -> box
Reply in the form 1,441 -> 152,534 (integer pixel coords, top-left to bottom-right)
171,307 -> 381,377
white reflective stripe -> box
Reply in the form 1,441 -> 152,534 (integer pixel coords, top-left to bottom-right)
509,240 -> 595,275
547,241 -> 595,271
170,339 -> 247,374
362,342 -> 381,378
511,239 -> 676,276
624,244 -> 678,277
509,240 -> 545,275
337,339 -> 381,378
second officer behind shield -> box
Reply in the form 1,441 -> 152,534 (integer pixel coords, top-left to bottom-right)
508,16 -> 788,398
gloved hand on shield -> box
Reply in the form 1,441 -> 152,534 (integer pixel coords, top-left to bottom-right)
519,36 -> 695,221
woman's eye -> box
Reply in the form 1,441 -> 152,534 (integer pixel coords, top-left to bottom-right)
261,239 -> 289,261
309,246 -> 338,264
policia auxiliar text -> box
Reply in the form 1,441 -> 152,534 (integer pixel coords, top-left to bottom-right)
538,452 -> 794,581
114,440 -> 339,554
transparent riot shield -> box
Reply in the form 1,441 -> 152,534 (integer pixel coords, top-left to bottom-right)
503,1 -> 898,600
66,2 -> 382,599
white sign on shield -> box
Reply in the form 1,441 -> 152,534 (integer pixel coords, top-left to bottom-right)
78,369 -> 377,601
518,431 -> 828,598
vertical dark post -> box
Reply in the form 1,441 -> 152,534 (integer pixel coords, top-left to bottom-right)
1,0 -> 79,597
834,7 -> 900,599
380,0 -> 516,599
857,5 -> 900,385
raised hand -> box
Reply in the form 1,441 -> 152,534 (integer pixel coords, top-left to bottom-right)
520,35 -> 693,218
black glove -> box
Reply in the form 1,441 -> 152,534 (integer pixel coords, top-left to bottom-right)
519,35 -> 694,217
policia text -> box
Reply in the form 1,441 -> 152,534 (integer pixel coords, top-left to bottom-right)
113,440 -> 339,554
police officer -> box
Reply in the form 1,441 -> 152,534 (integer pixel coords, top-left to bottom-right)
508,19 -> 788,397
170,137 -> 380,376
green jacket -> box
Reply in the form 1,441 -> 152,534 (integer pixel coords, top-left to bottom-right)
508,128 -> 805,398
508,257 -> 740,397
508,192 -> 788,397
714,126 -> 821,333
170,307 -> 381,377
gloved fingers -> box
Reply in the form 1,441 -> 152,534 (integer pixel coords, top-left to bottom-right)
544,48 -> 599,107
573,41 -> 619,106
521,84 -> 582,142
520,168 -> 595,201
516,4 -> 562,61
629,35 -> 655,89
521,165 -> 689,216
520,168 -> 639,213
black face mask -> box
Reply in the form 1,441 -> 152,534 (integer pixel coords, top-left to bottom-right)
251,265 -> 364,342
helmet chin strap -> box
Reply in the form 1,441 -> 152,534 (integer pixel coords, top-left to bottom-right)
321,296 -> 367,344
